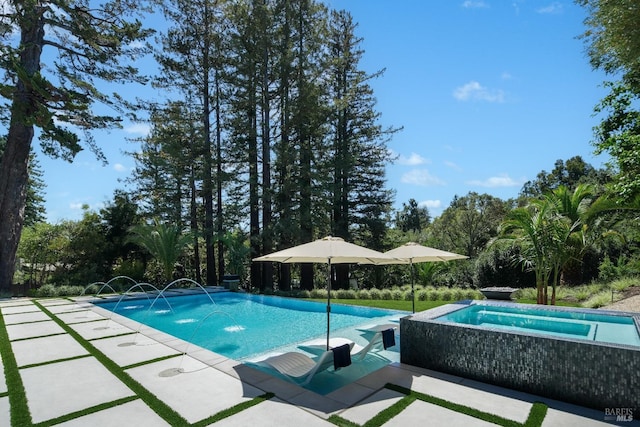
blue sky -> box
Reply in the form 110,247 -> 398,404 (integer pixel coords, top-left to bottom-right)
37,0 -> 609,222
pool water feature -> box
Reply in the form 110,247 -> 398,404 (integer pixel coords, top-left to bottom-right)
436,303 -> 640,346
95,292 -> 404,360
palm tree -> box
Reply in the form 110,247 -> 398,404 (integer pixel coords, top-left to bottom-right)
500,199 -> 554,304
500,183 -> 635,305
128,219 -> 192,283
543,185 -> 595,304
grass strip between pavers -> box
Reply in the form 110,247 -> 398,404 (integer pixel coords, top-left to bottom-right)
0,310 -> 33,426
87,331 -> 137,341
330,383 -> 549,427
524,402 -> 548,427
19,354 -> 92,370
121,353 -> 182,370
363,394 -> 416,427
4,319 -> 56,327
11,332 -> 68,342
190,392 -> 275,427
32,300 -> 276,426
31,396 -> 139,427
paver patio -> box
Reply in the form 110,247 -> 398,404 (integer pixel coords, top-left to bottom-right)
0,296 -> 636,426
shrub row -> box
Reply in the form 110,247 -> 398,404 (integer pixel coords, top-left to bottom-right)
277,286 -> 482,302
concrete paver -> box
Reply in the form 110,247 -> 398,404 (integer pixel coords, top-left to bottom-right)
38,299 -> 79,307
214,397 -> 334,427
11,333 -> 89,367
542,406 -> 629,426
2,311 -> 50,324
338,387 -> 405,425
0,356 -> 6,394
67,319 -> 134,341
125,355 -> 264,424
5,320 -> 65,340
1,304 -> 39,315
0,396 -> 9,427
409,373 -> 533,423
382,399 -> 500,426
55,309 -> 107,323
0,300 -> 36,308
20,357 -> 135,424
89,334 -> 181,367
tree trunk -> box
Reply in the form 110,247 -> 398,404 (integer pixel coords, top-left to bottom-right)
261,37 -> 273,290
0,133 -> 31,293
249,81 -> 261,291
189,156 -> 201,284
202,3 -> 217,287
297,3 -> 313,291
214,73 -> 225,283
0,8 -> 44,293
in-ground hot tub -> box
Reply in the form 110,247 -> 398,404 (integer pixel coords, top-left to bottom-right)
400,300 -> 640,412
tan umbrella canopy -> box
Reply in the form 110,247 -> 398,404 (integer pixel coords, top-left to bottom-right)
254,236 -> 401,350
384,242 -> 468,313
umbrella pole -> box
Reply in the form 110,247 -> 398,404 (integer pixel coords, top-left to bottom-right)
326,259 -> 332,351
411,260 -> 415,313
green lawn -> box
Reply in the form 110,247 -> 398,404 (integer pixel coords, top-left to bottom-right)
310,298 -> 582,312
309,298 -> 446,312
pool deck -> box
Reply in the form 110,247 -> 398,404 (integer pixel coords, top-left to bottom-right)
0,296 -> 635,426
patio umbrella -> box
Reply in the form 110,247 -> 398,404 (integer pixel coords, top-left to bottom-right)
253,236 -> 402,350
384,242 -> 468,313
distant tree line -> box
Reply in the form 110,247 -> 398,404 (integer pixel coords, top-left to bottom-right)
15,154 -> 640,300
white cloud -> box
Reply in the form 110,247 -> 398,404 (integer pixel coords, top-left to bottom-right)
466,173 -> 523,187
453,81 -> 505,103
537,2 -> 563,14
113,163 -> 127,172
461,1 -> 489,8
419,200 -> 442,209
401,169 -> 446,186
69,202 -> 86,210
125,123 -> 151,135
444,161 -> 463,172
501,72 -> 513,80
398,152 -> 429,166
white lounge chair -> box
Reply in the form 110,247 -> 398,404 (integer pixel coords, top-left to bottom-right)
259,350 -> 335,385
300,326 -> 397,361
352,327 -> 397,361
356,323 -> 398,333
298,337 -> 358,354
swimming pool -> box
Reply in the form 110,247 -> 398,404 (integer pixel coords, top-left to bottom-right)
95,292 -> 404,360
435,303 -> 640,346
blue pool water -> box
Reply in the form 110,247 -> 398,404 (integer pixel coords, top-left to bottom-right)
436,303 -> 640,347
95,292 -> 404,360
